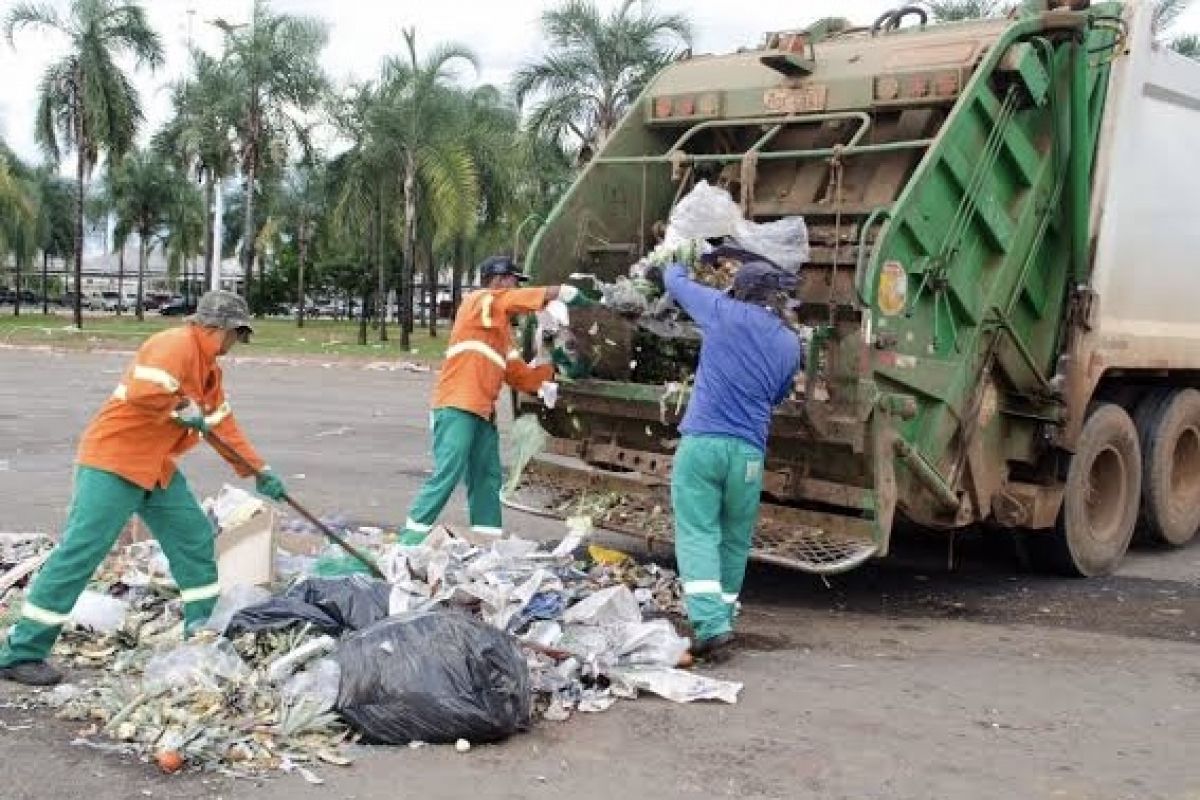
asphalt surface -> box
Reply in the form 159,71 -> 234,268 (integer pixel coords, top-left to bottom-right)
2,345 -> 1199,800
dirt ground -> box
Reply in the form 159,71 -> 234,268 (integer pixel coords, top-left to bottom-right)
2,347 -> 1199,800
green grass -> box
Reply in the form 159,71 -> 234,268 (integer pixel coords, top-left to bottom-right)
0,313 -> 450,361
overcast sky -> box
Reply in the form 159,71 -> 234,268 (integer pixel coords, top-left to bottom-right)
2,0 -> 1198,165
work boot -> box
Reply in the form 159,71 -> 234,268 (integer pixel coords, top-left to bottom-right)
690,631 -> 735,663
0,660 -> 64,686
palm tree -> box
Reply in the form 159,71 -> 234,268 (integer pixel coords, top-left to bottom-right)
0,155 -> 38,316
160,177 -> 205,302
31,168 -> 75,314
110,150 -> 174,320
279,162 -> 325,328
513,0 -> 692,154
155,49 -> 239,291
372,28 -> 481,345
215,0 -> 327,311
5,0 -> 164,328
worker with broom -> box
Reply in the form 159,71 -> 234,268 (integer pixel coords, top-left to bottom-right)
0,290 -> 285,687
399,255 -> 588,546
652,247 -> 802,661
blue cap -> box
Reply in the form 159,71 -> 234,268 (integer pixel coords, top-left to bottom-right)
479,255 -> 529,282
732,260 -> 797,296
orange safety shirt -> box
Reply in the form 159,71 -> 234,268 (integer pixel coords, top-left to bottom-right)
432,287 -> 554,419
77,324 -> 266,490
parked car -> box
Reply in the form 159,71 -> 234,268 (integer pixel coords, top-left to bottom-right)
159,298 -> 197,316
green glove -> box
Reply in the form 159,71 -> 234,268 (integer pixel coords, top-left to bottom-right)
255,469 -> 287,501
173,404 -> 209,435
559,285 -> 593,307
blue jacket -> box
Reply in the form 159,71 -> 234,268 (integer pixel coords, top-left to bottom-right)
665,264 -> 801,452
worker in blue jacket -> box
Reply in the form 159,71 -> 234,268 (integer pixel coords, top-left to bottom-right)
658,250 -> 801,660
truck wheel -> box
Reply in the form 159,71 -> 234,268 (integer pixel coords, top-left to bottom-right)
1050,404 -> 1142,576
1138,389 -> 1200,547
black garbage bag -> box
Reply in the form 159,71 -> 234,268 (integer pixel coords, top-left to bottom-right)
227,575 -> 390,636
333,610 -> 531,744
286,575 -> 391,632
227,597 -> 342,635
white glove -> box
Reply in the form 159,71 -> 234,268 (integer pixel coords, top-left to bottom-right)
538,381 -> 559,409
538,299 -> 570,331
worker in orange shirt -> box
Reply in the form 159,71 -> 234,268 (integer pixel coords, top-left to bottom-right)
399,256 -> 587,545
0,291 -> 285,687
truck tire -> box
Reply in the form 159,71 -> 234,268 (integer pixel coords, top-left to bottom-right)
1049,404 -> 1142,577
1137,388 -> 1200,547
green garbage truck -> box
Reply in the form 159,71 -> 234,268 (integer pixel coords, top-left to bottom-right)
510,0 -> 1200,577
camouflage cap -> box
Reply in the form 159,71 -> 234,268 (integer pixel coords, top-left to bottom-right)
189,290 -> 254,334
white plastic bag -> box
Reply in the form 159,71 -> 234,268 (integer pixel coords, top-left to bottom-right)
607,666 -> 743,704
666,181 -> 744,243
68,590 -> 127,633
615,619 -> 690,667
658,181 -> 810,271
562,586 -> 642,626
732,215 -> 810,271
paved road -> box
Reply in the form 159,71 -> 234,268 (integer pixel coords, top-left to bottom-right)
2,347 -> 1199,800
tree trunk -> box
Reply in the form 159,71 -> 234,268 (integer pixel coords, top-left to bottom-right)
242,159 -> 257,307
136,235 -> 146,322
296,221 -> 308,329
451,239 -> 464,319
427,242 -> 438,338
14,259 -> 21,317
401,154 -> 417,348
202,175 -> 214,291
357,285 -> 369,345
73,144 -> 85,329
116,243 -> 125,316
41,251 -> 49,315
377,185 -> 388,342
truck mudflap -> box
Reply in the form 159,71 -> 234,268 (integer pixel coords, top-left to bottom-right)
503,435 -> 895,575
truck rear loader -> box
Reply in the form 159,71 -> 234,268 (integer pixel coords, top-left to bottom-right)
511,0 -> 1200,577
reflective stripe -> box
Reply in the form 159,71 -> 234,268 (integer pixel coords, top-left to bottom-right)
112,383 -> 129,401
22,602 -> 70,627
471,525 -> 503,537
721,593 -> 739,604
131,365 -> 181,392
404,518 -> 433,533
445,340 -> 506,370
205,402 -> 231,427
481,294 -> 495,328
507,349 -> 521,361
180,583 -> 221,604
683,580 -> 723,595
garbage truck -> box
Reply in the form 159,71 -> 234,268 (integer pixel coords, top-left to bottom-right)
509,0 -> 1200,577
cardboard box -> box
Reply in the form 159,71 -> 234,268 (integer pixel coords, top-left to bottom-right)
217,504 -> 279,587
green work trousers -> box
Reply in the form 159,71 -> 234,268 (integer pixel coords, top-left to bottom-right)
0,466 -> 219,667
671,434 -> 764,643
401,407 -> 503,544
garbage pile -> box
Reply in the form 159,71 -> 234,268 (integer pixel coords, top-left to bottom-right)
543,181 -> 810,386
3,512 -> 741,781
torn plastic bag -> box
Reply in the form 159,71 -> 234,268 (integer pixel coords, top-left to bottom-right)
143,638 -> 248,694
227,575 -> 391,635
333,610 -> 531,744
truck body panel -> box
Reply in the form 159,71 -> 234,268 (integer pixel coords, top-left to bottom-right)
513,2 -> 1200,575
